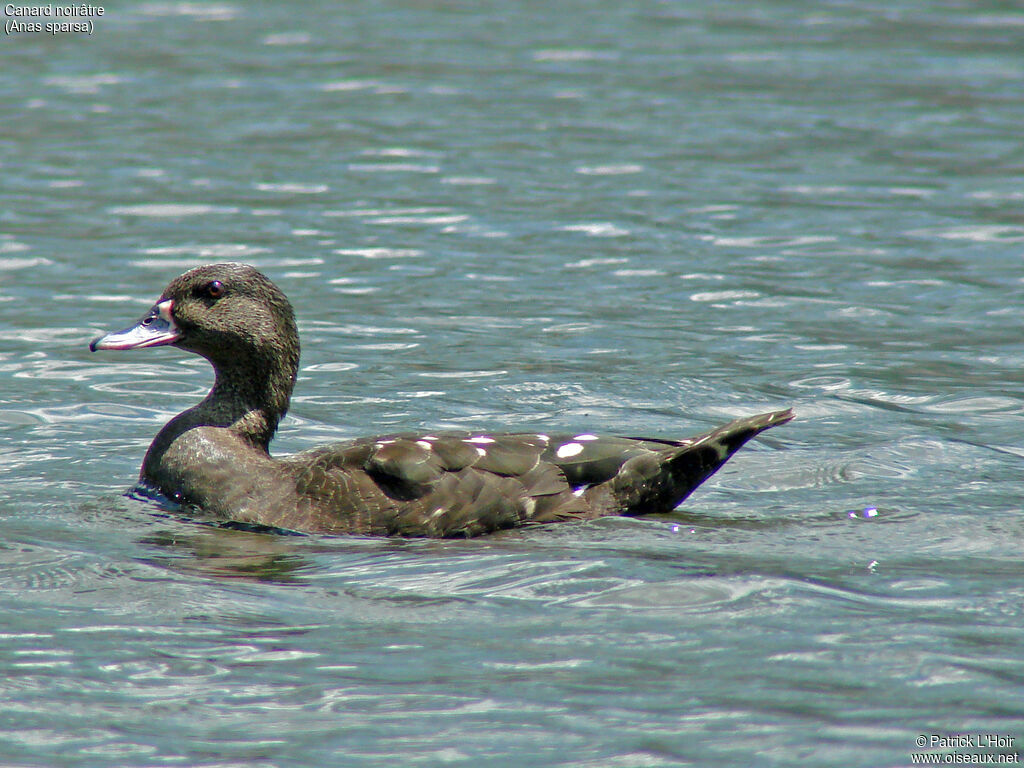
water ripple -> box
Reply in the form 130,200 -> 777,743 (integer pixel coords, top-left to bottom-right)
108,204 -> 238,217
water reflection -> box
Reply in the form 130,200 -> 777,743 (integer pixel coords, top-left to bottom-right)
139,526 -> 314,584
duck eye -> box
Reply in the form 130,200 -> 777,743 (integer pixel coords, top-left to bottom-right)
206,280 -> 224,299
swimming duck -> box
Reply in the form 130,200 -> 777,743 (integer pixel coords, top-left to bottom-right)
90,263 -> 792,537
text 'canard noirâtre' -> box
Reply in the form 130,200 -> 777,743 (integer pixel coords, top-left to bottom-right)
4,4 -> 104,35
5,4 -> 103,15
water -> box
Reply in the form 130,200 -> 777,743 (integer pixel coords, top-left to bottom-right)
2,1 -> 1023,765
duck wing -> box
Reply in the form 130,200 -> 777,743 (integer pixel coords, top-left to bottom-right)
284,409 -> 792,537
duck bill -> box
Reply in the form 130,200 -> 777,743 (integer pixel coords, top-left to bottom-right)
90,299 -> 180,351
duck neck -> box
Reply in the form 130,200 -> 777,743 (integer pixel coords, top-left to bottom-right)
205,351 -> 297,450
144,346 -> 297,473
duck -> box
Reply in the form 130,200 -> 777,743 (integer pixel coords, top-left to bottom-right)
90,263 -> 793,537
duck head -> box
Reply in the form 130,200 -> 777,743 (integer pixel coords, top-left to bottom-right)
91,263 -> 300,444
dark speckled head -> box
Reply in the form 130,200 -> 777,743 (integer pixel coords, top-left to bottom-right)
92,263 -> 301,442
159,263 -> 298,368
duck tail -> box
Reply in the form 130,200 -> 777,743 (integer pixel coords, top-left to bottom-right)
610,408 -> 794,515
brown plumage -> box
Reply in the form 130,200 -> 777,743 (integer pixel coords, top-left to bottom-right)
90,263 -> 793,537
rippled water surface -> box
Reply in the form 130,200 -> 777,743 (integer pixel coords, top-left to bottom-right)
3,1 -> 1023,766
